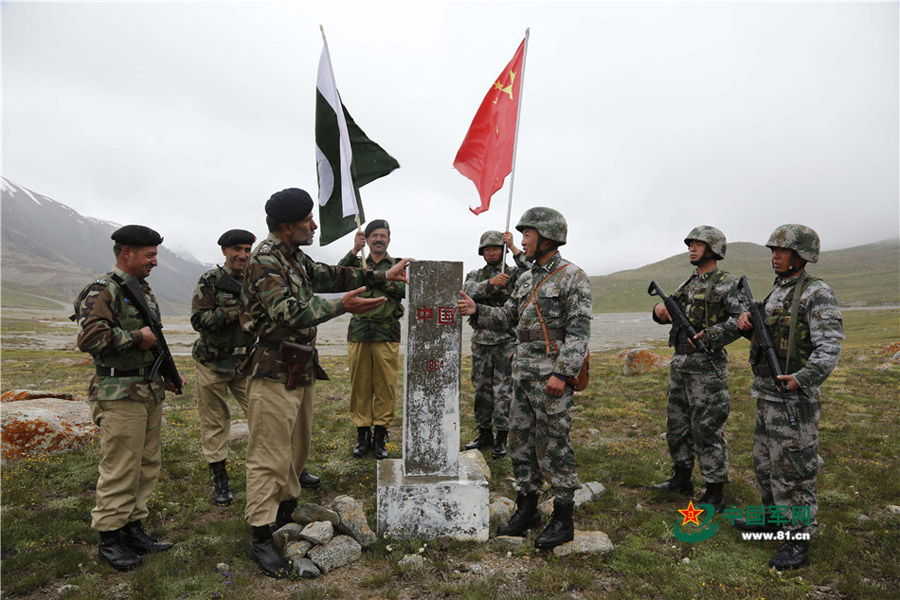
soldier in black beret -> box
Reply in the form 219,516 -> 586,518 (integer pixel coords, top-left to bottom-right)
190,228 -> 259,507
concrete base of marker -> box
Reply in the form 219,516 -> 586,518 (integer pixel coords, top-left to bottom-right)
377,455 -> 489,542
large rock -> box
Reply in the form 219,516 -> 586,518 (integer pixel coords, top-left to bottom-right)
293,503 -> 340,527
284,540 -> 313,562
292,557 -> 320,578
332,495 -> 376,548
552,530 -> 614,557
228,420 -> 249,442
490,496 -> 515,529
301,521 -> 334,546
307,535 -> 362,573
574,481 -> 606,507
1,398 -> 97,464
1,390 -> 75,402
459,449 -> 491,481
273,523 -> 306,552
493,535 -> 527,550
623,348 -> 669,376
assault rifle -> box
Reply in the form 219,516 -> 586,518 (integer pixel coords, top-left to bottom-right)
214,271 -> 243,295
737,276 -> 795,425
114,274 -> 184,395
648,280 -> 722,378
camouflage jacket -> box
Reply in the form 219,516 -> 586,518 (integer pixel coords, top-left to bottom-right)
751,272 -> 843,403
653,267 -> 747,366
73,266 -> 165,403
190,265 -> 257,375
336,252 -> 405,343
240,232 -> 390,386
475,253 -> 592,381
463,255 -> 527,346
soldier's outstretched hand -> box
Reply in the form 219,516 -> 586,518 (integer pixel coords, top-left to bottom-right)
737,312 -> 753,331
457,291 -> 476,316
342,287 -> 387,314
386,258 -> 411,283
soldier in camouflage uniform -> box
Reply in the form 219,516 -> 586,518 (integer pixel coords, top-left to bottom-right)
191,229 -> 257,506
736,224 -> 843,570
462,230 -> 528,458
337,220 -> 405,459
240,189 -> 409,577
651,226 -> 746,511
73,225 -> 178,571
458,207 -> 592,549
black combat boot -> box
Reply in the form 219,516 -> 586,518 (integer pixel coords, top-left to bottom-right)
697,482 -> 725,513
769,540 -> 810,570
121,520 -> 173,554
465,427 -> 494,450
652,466 -> 694,496
352,427 -> 372,458
299,468 -> 321,489
534,499 -> 575,549
497,492 -> 541,537
209,459 -> 233,506
373,425 -> 389,460
98,528 -> 143,571
251,525 -> 290,578
492,430 -> 508,458
273,498 -> 298,531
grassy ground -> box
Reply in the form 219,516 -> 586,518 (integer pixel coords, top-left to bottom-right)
2,309 -> 898,599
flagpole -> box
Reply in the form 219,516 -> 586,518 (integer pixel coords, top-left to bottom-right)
501,28 -> 530,273
321,25 -> 366,266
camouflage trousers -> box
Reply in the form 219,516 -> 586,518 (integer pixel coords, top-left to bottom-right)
665,357 -> 731,483
509,378 -> 579,502
471,341 -> 514,432
753,398 -> 820,536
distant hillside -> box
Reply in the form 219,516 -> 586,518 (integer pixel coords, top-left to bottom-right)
1,177 -> 209,315
590,239 -> 899,313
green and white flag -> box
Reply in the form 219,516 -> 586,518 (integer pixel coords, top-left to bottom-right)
315,36 -> 399,246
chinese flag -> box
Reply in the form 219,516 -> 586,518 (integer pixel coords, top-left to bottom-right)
453,39 -> 526,215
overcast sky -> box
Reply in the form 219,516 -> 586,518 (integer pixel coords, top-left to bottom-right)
3,1 -> 898,276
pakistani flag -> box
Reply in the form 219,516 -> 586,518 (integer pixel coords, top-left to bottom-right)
315,42 -> 399,246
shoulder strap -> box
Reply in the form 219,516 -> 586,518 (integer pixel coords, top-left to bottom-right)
524,262 -> 569,355
785,271 -> 810,373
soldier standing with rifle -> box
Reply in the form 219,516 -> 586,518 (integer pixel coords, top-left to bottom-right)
240,189 -> 409,577
191,229 -> 259,507
74,225 -> 183,571
649,226 -> 745,512
736,224 -> 843,570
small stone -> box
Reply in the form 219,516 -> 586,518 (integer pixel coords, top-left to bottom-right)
301,521 -> 334,545
460,449 -> 491,481
493,535 -> 527,550
292,557 -> 320,578
58,584 -> 79,596
817,455 -> 825,468
584,481 -> 606,496
228,420 -> 249,442
682,557 -> 691,564
623,348 -> 669,375
307,535 -> 362,573
635,503 -> 644,511
887,505 -> 900,515
284,540 -> 313,561
273,523 -> 305,552
469,563 -> 484,574
293,503 -> 340,527
331,495 -> 376,548
856,514 -> 870,524
214,562 -> 230,573
398,554 -> 428,569
552,530 -> 614,557
539,499 -> 553,518
587,428 -> 601,437
490,496 -> 515,529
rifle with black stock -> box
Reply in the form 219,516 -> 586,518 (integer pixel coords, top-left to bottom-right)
214,271 -> 243,295
114,274 -> 184,395
737,276 -> 795,425
647,280 -> 722,378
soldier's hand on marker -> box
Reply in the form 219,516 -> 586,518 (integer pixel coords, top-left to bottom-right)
489,273 -> 510,287
457,291 -> 476,316
352,231 -> 366,254
138,326 -> 157,350
777,374 -> 800,392
653,303 -> 671,322
386,258 -> 411,283
502,231 -> 521,255
342,287 -> 387,314
546,374 -> 567,397
737,312 -> 753,331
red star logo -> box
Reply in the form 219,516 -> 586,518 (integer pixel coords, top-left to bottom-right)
678,501 -> 705,526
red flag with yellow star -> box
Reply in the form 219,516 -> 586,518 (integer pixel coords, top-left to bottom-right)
454,38 -> 526,215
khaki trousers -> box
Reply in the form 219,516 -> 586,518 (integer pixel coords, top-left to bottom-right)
348,341 -> 399,428
244,377 -> 314,527
195,361 -> 249,463
89,399 -> 164,531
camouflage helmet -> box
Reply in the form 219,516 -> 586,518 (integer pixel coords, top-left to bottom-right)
515,207 -> 567,245
684,225 -> 727,260
766,224 -> 820,263
478,230 -> 504,255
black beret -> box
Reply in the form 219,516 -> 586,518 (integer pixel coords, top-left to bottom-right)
111,224 -> 163,246
365,219 -> 390,237
217,229 -> 256,247
265,188 -> 313,223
